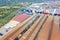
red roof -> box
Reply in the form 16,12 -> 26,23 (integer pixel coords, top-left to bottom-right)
13,14 -> 29,23
43,11 -> 49,14
57,14 -> 60,16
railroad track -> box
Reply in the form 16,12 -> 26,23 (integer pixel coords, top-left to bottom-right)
0,14 -> 60,40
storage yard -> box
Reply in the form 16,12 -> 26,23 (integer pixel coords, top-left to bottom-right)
0,1 -> 60,40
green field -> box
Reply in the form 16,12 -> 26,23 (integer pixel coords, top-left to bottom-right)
0,8 -> 18,19
0,2 -> 30,28
0,7 -> 23,28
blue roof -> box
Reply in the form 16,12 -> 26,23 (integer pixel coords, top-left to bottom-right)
0,33 -> 3,36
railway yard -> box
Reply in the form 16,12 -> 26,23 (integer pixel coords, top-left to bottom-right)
0,1 -> 60,40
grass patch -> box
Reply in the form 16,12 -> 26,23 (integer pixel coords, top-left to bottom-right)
0,8 -> 23,28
